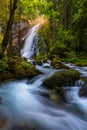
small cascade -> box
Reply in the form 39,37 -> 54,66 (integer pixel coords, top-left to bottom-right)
63,63 -> 87,77
75,80 -> 84,87
21,24 -> 40,59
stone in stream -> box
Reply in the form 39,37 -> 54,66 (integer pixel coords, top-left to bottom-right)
43,69 -> 80,102
43,69 -> 80,89
12,122 -> 36,130
0,97 -> 2,104
79,78 -> 87,97
0,120 -> 9,129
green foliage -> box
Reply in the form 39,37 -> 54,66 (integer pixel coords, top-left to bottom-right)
50,41 -> 69,58
21,61 -> 34,69
0,32 -> 3,51
63,52 -> 87,66
0,55 -> 9,72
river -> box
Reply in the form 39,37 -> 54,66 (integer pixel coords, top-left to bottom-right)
0,64 -> 87,130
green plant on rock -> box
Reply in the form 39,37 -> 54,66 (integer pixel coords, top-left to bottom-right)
21,61 -> 34,69
0,55 -> 9,72
43,69 -> 80,90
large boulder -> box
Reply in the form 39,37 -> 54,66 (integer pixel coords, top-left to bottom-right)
43,69 -> 80,102
14,61 -> 40,79
43,69 -> 80,90
0,56 -> 41,82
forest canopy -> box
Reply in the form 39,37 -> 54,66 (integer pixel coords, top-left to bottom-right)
0,0 -> 87,56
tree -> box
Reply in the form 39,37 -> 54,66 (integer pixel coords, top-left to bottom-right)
1,0 -> 18,55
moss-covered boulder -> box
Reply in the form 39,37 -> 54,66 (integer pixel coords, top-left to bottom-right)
51,57 -> 69,69
0,56 -> 41,81
43,69 -> 80,90
35,54 -> 49,65
14,61 -> 40,79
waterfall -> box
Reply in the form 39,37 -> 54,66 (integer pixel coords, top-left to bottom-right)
21,24 -> 40,59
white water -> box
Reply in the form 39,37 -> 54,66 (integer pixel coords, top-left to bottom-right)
63,63 -> 87,77
1,25 -> 87,129
0,65 -> 87,130
21,24 -> 40,59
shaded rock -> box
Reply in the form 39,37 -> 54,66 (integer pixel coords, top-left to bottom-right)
50,89 -> 64,103
79,85 -> 87,97
43,69 -> 80,90
0,71 -> 14,81
12,122 -> 36,130
0,120 -> 9,129
0,56 -> 41,82
14,61 -> 41,79
43,69 -> 80,102
0,97 -> 3,104
79,79 -> 87,97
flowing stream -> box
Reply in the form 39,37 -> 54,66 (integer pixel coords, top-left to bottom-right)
0,65 -> 87,130
0,25 -> 87,130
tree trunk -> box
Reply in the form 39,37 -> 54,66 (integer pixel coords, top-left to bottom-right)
1,0 -> 18,55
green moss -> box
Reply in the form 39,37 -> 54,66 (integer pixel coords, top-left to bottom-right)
43,69 -> 80,90
35,54 -> 49,65
51,57 -> 69,69
0,56 -> 9,72
63,57 -> 87,66
21,61 -> 34,69
0,55 -> 40,81
13,60 -> 40,79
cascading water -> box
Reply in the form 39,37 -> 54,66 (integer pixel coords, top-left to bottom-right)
63,63 -> 87,77
0,23 -> 87,129
0,64 -> 87,130
21,24 -> 40,59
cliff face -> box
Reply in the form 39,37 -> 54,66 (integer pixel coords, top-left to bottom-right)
6,21 -> 30,55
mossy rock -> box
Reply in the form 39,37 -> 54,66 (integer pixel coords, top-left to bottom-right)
43,69 -> 80,90
0,55 -> 41,81
0,71 -> 14,81
35,55 -> 49,65
14,61 -> 41,79
51,57 -> 69,69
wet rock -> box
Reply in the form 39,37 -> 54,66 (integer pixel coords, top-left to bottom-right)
43,69 -> 80,102
79,85 -> 87,97
0,97 -> 2,104
0,56 -> 41,82
43,69 -> 80,89
0,120 -> 9,129
12,122 -> 36,130
0,71 -> 14,81
79,79 -> 87,97
14,61 -> 41,79
50,89 -> 64,103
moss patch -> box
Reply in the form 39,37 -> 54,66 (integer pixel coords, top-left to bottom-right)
0,56 -> 40,81
43,69 -> 80,90
52,57 -> 69,69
